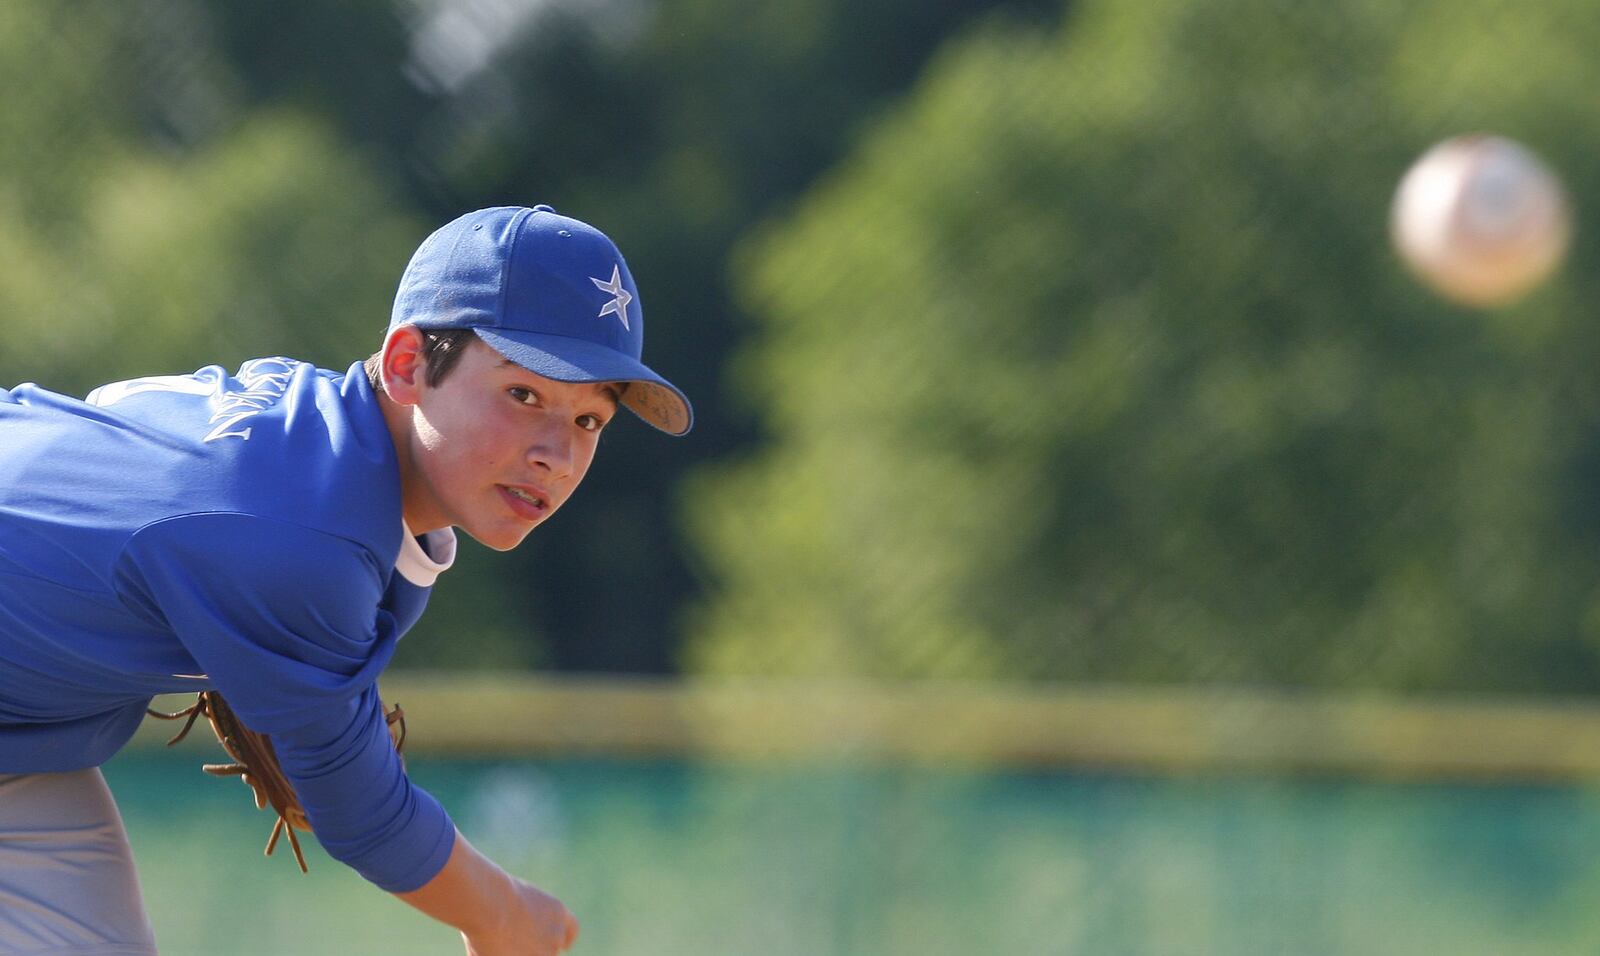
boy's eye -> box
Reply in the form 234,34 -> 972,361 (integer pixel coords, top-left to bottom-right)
577,414 -> 607,432
508,387 -> 538,405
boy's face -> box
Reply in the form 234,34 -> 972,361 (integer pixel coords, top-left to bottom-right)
388,336 -> 619,550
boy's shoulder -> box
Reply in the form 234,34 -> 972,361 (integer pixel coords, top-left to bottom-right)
3,357 -> 404,570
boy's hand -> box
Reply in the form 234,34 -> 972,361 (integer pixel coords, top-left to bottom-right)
397,829 -> 578,955
461,880 -> 579,956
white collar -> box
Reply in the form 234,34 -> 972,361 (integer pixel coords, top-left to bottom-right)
396,522 -> 458,587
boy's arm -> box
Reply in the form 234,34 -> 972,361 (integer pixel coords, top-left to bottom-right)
122,514 -> 579,946
397,829 -> 579,956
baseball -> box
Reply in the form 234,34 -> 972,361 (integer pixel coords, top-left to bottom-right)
1390,134 -> 1572,308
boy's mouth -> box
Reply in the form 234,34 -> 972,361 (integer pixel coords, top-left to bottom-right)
499,484 -> 549,519
505,486 -> 545,508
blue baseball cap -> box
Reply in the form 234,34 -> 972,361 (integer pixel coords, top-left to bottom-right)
390,205 -> 692,435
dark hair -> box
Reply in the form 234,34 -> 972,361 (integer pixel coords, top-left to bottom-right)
364,329 -> 477,393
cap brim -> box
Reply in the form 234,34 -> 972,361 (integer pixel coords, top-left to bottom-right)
474,327 -> 693,436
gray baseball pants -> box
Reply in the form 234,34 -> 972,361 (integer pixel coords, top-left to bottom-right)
0,769 -> 158,955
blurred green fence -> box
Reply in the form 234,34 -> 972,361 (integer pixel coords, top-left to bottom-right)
137,676 -> 1600,780
123,677 -> 1600,955
111,747 -> 1600,956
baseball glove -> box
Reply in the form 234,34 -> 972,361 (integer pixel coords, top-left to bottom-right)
147,690 -> 407,872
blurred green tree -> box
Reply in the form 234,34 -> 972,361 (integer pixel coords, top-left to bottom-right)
685,0 -> 1600,692
3,0 -> 1057,674
0,3 -> 421,391
343,0 -> 1060,672
0,1 -> 531,667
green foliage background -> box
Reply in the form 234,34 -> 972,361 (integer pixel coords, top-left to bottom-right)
5,0 -> 1600,695
686,0 -> 1600,692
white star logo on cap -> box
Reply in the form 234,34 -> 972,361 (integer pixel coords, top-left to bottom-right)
591,265 -> 632,331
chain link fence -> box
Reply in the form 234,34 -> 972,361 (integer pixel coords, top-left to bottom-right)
12,0 -> 1600,952
682,0 -> 1600,700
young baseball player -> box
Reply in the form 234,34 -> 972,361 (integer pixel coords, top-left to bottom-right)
0,205 -> 691,955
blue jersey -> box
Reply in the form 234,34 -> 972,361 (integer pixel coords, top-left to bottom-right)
0,358 -> 456,892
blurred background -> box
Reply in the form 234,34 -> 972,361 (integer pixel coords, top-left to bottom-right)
10,0 -> 1600,952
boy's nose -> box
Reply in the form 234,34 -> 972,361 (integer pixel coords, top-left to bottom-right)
526,423 -> 573,478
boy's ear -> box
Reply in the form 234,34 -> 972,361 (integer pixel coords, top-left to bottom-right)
380,326 -> 427,406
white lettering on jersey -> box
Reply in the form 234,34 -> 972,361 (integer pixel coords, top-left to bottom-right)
86,376 -> 215,407
86,358 -> 301,443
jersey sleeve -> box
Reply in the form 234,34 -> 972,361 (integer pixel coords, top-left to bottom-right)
116,512 -> 456,890
271,684 -> 457,891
